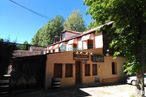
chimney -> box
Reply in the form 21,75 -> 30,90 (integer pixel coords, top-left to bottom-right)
54,36 -> 60,43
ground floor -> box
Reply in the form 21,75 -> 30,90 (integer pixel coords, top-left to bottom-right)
45,49 -> 125,88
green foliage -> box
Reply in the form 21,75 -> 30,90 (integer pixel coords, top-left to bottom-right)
17,41 -> 29,50
0,38 -> 3,42
84,0 -> 146,75
32,11 -> 86,46
32,16 -> 64,46
124,56 -> 141,75
64,10 -> 86,32
87,21 -> 97,30
0,40 -> 16,77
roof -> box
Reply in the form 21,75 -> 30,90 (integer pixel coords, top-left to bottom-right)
61,30 -> 81,35
13,50 -> 44,57
83,21 -> 113,34
47,21 -> 113,47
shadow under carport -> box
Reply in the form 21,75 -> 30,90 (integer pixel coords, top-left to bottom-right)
2,86 -> 91,97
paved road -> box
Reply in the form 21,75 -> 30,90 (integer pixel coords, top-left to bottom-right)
80,84 -> 137,97
2,84 -> 144,97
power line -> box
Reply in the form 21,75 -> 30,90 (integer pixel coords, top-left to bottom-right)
9,0 -> 49,20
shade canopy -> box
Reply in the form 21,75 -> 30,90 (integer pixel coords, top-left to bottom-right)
68,39 -> 77,45
48,46 -> 53,50
54,44 -> 59,49
81,33 -> 94,41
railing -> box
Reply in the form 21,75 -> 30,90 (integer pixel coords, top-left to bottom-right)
67,47 -> 81,51
59,47 -> 87,52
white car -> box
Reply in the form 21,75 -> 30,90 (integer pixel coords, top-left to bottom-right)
127,75 -> 146,85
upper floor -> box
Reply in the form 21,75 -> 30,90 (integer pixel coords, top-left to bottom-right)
45,22 -> 113,55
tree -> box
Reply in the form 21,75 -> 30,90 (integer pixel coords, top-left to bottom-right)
32,28 -> 43,46
32,16 -> 64,46
85,0 -> 146,97
17,41 -> 29,50
64,10 -> 86,32
0,38 -> 3,42
0,40 -> 16,77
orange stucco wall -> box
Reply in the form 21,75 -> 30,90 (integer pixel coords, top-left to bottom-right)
45,48 -> 125,88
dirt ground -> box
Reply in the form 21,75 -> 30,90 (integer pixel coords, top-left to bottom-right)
1,84 -> 139,97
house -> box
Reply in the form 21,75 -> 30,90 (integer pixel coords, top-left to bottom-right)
45,22 -> 126,88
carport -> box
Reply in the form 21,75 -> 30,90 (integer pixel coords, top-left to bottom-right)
11,55 -> 46,90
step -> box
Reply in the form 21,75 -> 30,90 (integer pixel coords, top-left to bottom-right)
0,80 -> 9,83
0,91 -> 9,95
0,89 -> 9,92
0,85 -> 9,88
3,75 -> 11,77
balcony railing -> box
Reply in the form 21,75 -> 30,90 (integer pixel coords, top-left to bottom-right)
67,47 -> 78,51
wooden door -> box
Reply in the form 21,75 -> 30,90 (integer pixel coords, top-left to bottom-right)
75,61 -> 81,84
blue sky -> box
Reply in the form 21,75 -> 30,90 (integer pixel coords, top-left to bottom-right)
0,0 -> 92,44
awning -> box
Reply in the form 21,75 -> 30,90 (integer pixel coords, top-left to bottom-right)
46,47 -> 49,51
81,33 -> 94,41
48,46 -> 53,50
54,44 -> 59,49
59,42 -> 66,47
68,39 -> 77,45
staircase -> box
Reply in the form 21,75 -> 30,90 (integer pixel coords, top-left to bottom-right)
0,75 -> 10,95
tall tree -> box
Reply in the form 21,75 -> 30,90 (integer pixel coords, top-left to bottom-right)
17,41 -> 29,50
0,37 -> 3,42
64,10 -> 86,32
85,0 -> 146,97
0,40 -> 16,77
32,16 -> 64,46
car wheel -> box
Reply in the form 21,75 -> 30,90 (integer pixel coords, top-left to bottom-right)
131,80 -> 137,85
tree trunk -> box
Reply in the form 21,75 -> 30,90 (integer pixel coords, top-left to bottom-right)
135,44 -> 145,97
136,71 -> 145,97
135,23 -> 146,97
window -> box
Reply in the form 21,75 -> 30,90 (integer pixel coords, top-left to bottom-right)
112,62 -> 117,75
92,64 -> 97,75
65,64 -> 73,77
85,64 -> 90,76
87,40 -> 93,49
54,64 -> 62,78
